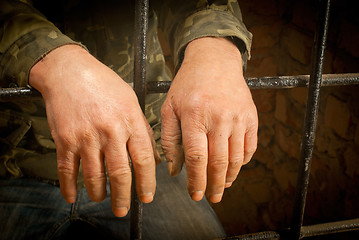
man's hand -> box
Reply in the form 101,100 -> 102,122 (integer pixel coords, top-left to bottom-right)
161,37 -> 258,203
29,45 -> 159,217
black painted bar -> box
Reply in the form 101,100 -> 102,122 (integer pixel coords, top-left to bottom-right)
131,0 -> 149,239
146,73 -> 359,93
301,218 -> 359,238
2,74 -> 358,102
289,0 -> 331,239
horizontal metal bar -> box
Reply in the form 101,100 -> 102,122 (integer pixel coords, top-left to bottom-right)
301,218 -> 359,238
0,87 -> 41,100
218,231 -> 280,240
147,73 -> 359,93
1,74 -> 358,102
216,218 -> 359,240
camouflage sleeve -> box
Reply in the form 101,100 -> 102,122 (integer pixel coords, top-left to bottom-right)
152,0 -> 252,72
0,0 -> 85,88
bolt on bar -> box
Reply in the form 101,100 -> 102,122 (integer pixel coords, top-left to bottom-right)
289,0 -> 331,239
131,0 -> 149,239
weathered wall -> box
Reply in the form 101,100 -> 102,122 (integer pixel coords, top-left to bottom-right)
210,0 -> 359,236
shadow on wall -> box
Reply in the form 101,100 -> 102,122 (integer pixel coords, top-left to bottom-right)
209,0 -> 359,237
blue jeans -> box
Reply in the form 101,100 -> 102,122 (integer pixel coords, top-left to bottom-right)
0,162 -> 225,240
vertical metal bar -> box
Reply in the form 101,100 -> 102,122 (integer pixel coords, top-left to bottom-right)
290,0 -> 331,239
131,0 -> 148,239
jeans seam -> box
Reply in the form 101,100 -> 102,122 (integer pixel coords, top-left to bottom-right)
70,189 -> 81,219
47,216 -> 70,240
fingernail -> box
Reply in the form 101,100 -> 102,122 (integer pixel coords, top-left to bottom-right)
114,207 -> 128,217
155,152 -> 161,164
66,196 -> 77,204
225,182 -> 232,188
140,192 -> 153,203
210,193 -> 223,203
167,161 -> 173,175
191,191 -> 204,201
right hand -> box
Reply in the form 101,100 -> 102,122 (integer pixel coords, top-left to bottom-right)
29,44 -> 159,217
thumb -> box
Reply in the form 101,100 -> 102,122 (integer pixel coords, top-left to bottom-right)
161,103 -> 184,176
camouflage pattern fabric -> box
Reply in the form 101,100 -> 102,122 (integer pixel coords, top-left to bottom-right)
0,0 -> 252,186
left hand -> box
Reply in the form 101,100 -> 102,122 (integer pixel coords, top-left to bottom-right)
161,37 -> 258,203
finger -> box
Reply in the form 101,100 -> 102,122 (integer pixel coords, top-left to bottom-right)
206,130 -> 229,203
127,122 -> 156,204
142,114 -> 161,165
105,139 -> 132,218
161,103 -> 184,176
243,123 -> 258,165
81,144 -> 107,203
57,149 -> 80,203
181,118 -> 208,201
225,128 -> 245,188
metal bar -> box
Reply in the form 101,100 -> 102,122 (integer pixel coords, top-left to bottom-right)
218,231 -> 280,240
301,218 -> 359,238
3,73 -> 358,102
146,73 -> 359,93
289,0 -> 331,239
131,0 -> 149,239
216,218 -> 359,240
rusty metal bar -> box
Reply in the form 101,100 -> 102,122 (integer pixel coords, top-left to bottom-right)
289,0 -> 331,239
146,73 -> 359,93
219,231 -> 280,240
219,218 -> 359,240
2,73 -> 358,101
301,218 -> 359,238
131,0 -> 149,239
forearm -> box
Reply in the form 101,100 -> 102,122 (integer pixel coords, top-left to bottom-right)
0,0 -> 84,87
152,0 -> 252,72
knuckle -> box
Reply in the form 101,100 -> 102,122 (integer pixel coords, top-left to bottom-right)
229,157 -> 243,166
212,110 -> 233,124
182,94 -> 208,115
209,159 -> 228,172
112,196 -> 131,205
161,134 -> 181,150
229,152 -> 244,163
85,174 -> 106,185
57,163 -> 75,177
108,167 -> 132,182
129,143 -> 153,159
160,102 -> 172,118
56,129 -> 77,147
185,147 -> 206,164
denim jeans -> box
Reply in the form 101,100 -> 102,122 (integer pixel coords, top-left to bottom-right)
0,162 -> 225,240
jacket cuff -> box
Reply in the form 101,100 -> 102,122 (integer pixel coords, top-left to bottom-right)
173,9 -> 252,73
0,28 -> 86,87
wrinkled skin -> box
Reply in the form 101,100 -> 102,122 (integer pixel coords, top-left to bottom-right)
30,45 -> 159,217
161,37 -> 258,203
29,37 -> 258,217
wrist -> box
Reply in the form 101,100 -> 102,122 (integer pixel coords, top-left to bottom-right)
29,44 -> 88,93
184,37 -> 242,66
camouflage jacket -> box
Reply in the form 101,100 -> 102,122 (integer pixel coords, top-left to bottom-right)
0,0 -> 252,185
